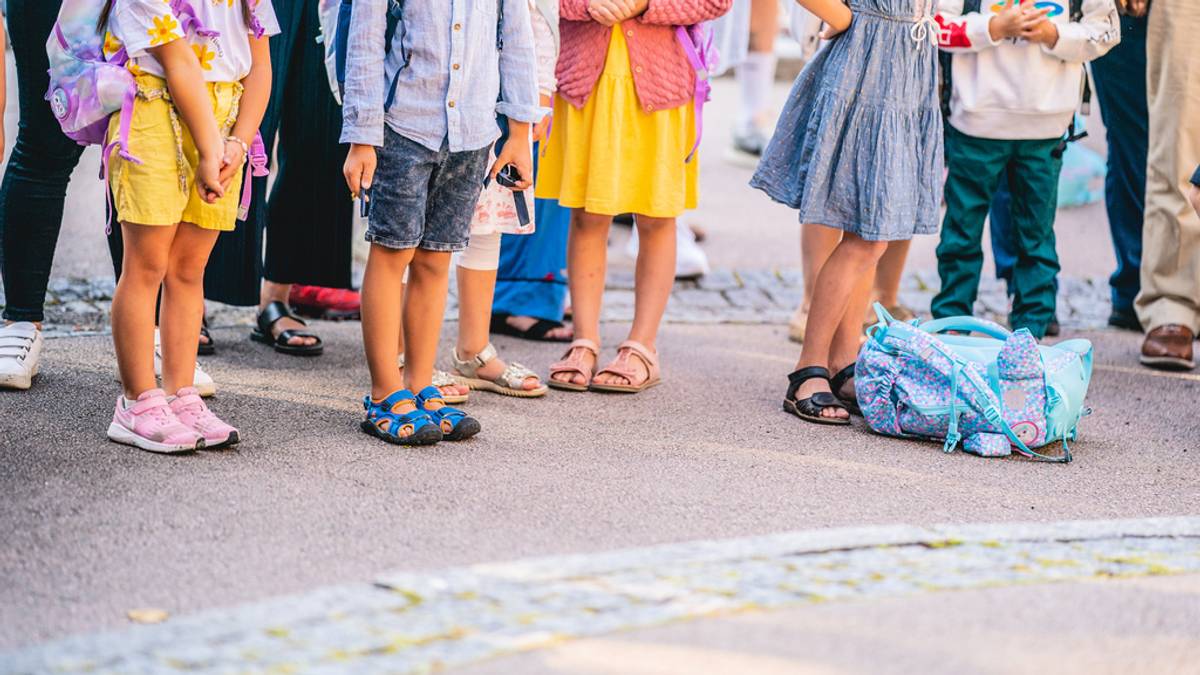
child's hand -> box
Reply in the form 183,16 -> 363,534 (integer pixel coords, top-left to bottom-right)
492,133 -> 533,191
1189,184 -> 1200,218
196,152 -> 225,204
587,0 -> 633,25
217,138 -> 247,193
343,143 -> 377,198
989,0 -> 1050,41
1020,17 -> 1059,47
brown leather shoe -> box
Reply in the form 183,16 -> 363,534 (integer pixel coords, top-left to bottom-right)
1140,324 -> 1195,371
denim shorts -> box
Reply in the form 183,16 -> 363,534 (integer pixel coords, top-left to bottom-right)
366,127 -> 491,252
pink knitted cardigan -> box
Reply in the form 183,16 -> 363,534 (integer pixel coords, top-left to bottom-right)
557,0 -> 733,113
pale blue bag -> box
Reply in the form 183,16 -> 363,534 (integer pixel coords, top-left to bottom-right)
856,304 -> 1093,463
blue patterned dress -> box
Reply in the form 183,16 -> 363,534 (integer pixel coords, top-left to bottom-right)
751,0 -> 944,241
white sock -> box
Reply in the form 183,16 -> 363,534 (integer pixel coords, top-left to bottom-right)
736,51 -> 778,135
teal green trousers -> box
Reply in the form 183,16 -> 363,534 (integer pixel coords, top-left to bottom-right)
932,126 -> 1063,338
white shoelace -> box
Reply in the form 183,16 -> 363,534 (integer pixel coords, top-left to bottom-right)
910,0 -> 939,46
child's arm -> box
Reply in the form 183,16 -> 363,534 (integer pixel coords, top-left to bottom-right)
339,0 -> 388,197
495,0 -> 544,190
635,0 -> 734,26
1027,0 -> 1121,62
219,35 -> 271,192
936,0 -> 1048,52
531,4 -> 558,142
791,0 -> 852,34
150,40 -> 224,203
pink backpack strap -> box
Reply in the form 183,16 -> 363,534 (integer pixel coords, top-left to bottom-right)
237,132 -> 270,221
675,25 -> 712,164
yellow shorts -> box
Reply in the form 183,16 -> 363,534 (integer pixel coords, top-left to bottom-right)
108,75 -> 245,232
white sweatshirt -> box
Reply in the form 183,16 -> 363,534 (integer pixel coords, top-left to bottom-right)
936,0 -> 1121,141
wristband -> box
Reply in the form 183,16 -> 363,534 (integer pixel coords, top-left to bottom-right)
225,136 -> 250,163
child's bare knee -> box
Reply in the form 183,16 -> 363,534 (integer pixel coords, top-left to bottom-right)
408,249 -> 451,279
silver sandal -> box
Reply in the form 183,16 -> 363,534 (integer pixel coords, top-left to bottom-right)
451,343 -> 548,398
398,353 -> 469,404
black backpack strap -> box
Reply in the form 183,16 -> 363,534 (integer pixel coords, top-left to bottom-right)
497,0 -> 505,51
1070,0 -> 1084,21
964,0 -> 982,13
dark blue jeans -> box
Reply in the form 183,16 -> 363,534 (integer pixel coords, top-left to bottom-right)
1091,14 -> 1148,315
0,0 -> 88,322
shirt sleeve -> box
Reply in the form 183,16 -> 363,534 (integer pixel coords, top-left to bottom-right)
249,0 -> 282,38
1044,0 -> 1121,64
339,0 -> 388,147
111,0 -> 185,58
497,0 -> 545,124
936,0 -> 1001,53
531,3 -> 558,94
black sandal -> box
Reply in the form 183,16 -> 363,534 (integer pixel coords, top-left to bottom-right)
830,364 -> 862,416
198,317 -> 215,356
783,366 -> 850,426
250,301 -> 324,356
490,312 -> 572,343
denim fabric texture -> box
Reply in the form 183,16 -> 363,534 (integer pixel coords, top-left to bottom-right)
750,0 -> 944,241
339,0 -> 543,152
366,128 -> 491,253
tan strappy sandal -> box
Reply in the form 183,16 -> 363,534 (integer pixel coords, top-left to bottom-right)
548,338 -> 600,392
589,340 -> 661,394
450,343 -> 548,398
398,354 -> 469,404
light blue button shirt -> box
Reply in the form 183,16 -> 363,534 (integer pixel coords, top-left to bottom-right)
340,0 -> 543,152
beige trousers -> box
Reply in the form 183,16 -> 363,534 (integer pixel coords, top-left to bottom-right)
1137,0 -> 1200,332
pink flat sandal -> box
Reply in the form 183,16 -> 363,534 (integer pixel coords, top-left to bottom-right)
548,338 -> 600,392
589,340 -> 661,394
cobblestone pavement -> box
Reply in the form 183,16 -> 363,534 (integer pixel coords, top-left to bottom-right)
5,518 -> 1197,674
3,269 -> 1113,338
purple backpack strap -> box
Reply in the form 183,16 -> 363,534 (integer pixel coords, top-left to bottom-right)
238,132 -> 271,221
675,25 -> 713,164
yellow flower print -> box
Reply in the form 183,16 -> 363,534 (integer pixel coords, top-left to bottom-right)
103,32 -> 123,58
147,14 -> 181,46
192,44 -> 216,71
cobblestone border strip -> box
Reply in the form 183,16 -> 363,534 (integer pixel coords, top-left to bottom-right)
7,270 -> 1115,337
4,517 -> 1197,674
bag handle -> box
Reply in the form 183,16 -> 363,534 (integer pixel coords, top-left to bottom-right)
920,316 -> 1012,340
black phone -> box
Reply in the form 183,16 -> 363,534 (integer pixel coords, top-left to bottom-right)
360,185 -> 373,218
492,164 -> 531,227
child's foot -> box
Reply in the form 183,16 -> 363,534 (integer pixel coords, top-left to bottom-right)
415,387 -> 481,441
397,354 -> 469,403
548,339 -> 600,392
170,387 -> 239,448
590,341 -> 662,393
107,389 -> 205,454
451,344 -> 547,398
361,389 -> 443,446
492,313 -> 574,342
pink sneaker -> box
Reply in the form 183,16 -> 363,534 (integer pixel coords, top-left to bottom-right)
170,387 -> 240,448
107,389 -> 203,454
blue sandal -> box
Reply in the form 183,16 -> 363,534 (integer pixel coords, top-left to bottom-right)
361,390 -> 443,446
415,386 -> 481,442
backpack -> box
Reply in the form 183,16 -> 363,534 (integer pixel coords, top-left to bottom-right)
47,0 -> 269,222
676,23 -> 719,164
855,304 -> 1093,463
332,0 -> 504,110
938,0 -> 1090,154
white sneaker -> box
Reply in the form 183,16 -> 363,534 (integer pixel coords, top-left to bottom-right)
153,330 -> 216,398
0,322 -> 43,390
625,224 -> 711,280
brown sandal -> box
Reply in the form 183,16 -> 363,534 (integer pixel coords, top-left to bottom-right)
548,338 -> 600,392
590,340 -> 661,394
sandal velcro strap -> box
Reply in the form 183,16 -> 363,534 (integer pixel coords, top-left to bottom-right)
257,301 -> 304,333
549,338 -> 600,376
452,343 -> 499,376
363,390 -> 439,441
786,366 -> 831,401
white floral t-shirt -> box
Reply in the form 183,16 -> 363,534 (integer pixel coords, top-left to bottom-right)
107,0 -> 281,82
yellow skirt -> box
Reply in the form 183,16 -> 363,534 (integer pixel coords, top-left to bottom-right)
536,29 -> 698,218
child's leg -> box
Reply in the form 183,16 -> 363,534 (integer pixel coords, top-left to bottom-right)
403,249 -> 453,394
592,215 -> 675,387
362,243 -> 415,399
931,129 -> 1010,320
1006,139 -> 1063,339
159,222 -> 220,393
797,222 -> 841,315
793,233 -> 887,419
112,222 -> 177,398
871,240 -> 912,310
552,209 -> 611,386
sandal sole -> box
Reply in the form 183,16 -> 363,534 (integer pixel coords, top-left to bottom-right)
453,376 -> 548,398
359,420 -> 443,446
107,423 -> 205,453
442,418 -> 482,442
588,379 -> 662,394
1139,355 -> 1195,371
782,400 -> 851,426
548,380 -> 590,392
250,330 -> 325,357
